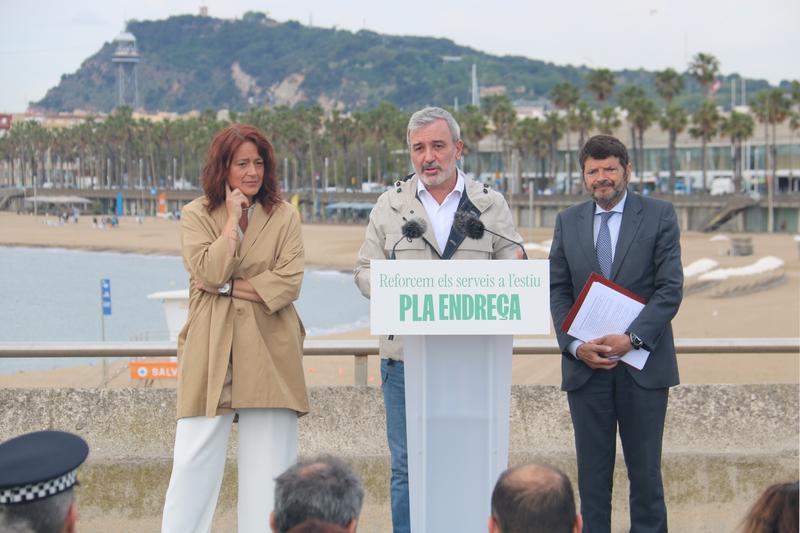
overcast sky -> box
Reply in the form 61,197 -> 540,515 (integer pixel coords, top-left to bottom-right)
1,0 -> 797,112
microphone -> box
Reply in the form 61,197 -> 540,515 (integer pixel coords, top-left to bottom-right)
453,211 -> 528,259
390,218 -> 427,259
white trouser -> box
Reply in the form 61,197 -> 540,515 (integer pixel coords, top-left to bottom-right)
161,408 -> 298,533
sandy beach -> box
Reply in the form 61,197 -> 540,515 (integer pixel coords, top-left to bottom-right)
1,211 -> 798,388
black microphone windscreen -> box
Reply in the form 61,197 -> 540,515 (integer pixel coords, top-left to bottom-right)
402,218 -> 426,239
454,211 -> 485,240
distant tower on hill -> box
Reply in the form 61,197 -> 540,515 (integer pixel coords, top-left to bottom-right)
111,29 -> 140,109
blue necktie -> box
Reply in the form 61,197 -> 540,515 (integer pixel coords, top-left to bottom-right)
596,212 -> 614,278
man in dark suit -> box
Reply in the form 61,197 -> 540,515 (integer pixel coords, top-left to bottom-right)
549,135 -> 683,533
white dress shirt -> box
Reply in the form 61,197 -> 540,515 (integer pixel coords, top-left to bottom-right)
592,191 -> 627,263
416,171 -> 466,253
568,191 -> 628,356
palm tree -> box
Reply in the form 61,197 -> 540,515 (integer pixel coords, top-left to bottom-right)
629,98 -> 659,188
719,111 -> 754,192
689,100 -> 720,191
617,85 -> 646,166
484,95 -> 518,192
271,106 -> 308,191
585,69 -> 615,103
513,117 -> 549,192
572,100 -> 595,150
596,107 -> 621,135
550,82 -> 580,190
789,111 -> 799,180
455,105 -> 489,179
653,69 -> 686,193
325,110 -> 355,189
659,104 -> 688,192
568,101 -> 594,192
543,112 -> 566,191
751,89 -> 790,182
750,89 -> 789,232
790,82 -> 800,176
654,68 -> 684,104
366,102 -> 404,183
350,111 -> 370,186
551,82 -> 580,110
689,52 -> 720,99
765,89 -> 790,182
791,80 -> 800,106
513,117 -> 541,193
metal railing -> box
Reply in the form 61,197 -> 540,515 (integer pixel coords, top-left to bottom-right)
1,338 -> 797,387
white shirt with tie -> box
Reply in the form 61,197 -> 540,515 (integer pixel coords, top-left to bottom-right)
416,171 -> 466,254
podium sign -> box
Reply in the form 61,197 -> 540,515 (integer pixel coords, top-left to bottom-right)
370,259 -> 550,335
370,259 -> 550,532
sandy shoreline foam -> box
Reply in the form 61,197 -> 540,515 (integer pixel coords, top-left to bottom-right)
1,212 -> 798,387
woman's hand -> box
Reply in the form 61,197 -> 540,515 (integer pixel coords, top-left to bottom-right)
193,279 -> 214,294
223,184 -> 249,256
225,183 -> 250,224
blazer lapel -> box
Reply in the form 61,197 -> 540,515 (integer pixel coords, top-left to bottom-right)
611,191 -> 643,280
578,201 -> 601,273
441,193 -> 479,259
239,204 -> 272,262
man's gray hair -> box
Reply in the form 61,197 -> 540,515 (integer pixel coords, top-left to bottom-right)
406,106 -> 461,146
273,456 -> 364,533
0,489 -> 73,533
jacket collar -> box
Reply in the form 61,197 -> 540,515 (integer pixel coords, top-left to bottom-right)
388,174 -> 492,257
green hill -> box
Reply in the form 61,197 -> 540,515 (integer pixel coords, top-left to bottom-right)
34,13 -> 775,113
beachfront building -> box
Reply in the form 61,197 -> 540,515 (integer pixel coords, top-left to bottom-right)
469,118 -> 800,196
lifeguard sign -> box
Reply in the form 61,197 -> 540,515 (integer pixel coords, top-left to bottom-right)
129,360 -> 177,379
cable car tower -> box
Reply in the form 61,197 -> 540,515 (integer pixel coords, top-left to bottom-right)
111,29 -> 140,109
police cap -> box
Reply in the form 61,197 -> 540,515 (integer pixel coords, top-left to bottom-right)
0,431 -> 89,505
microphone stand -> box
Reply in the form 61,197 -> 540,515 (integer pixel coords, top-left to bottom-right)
481,227 -> 528,260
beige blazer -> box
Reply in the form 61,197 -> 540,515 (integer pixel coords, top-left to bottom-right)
176,198 -> 309,419
354,174 -> 523,360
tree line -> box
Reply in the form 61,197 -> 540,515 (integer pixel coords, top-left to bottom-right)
2,53 -> 798,195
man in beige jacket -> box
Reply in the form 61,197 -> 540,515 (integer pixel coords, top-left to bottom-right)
354,106 -> 523,533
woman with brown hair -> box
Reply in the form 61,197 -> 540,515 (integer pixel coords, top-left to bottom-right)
161,124 -> 309,533
741,481 -> 799,533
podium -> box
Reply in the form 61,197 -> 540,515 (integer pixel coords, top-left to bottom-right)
371,260 -> 550,532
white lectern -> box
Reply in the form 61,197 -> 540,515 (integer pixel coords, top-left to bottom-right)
370,260 -> 550,533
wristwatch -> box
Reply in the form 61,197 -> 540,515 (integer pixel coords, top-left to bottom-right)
218,281 -> 232,297
627,331 -> 644,350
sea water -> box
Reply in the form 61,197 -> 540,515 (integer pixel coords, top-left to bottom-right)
0,246 -> 369,374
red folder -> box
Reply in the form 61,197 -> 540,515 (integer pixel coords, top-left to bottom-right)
560,272 -> 648,333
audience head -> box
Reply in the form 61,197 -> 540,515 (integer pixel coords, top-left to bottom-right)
286,518 -> 350,533
271,456 -> 364,533
489,463 -> 581,533
740,481 -> 798,533
0,431 -> 89,533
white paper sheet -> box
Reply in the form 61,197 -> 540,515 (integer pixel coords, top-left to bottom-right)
566,280 -> 650,370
